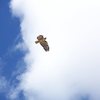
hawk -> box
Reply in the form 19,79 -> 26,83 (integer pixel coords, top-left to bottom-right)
35,35 -> 49,51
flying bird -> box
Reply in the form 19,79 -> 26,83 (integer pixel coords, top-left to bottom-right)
35,35 -> 49,51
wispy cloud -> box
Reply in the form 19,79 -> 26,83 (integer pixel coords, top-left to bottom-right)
10,0 -> 100,100
0,76 -> 7,92
0,34 -> 26,99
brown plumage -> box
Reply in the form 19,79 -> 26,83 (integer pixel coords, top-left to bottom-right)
35,35 -> 49,51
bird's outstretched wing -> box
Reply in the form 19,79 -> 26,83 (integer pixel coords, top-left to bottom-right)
40,41 -> 49,51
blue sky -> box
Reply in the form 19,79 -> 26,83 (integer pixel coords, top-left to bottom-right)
0,0 -> 25,99
0,0 -> 19,56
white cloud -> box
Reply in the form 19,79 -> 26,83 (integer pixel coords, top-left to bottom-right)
10,0 -> 100,100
